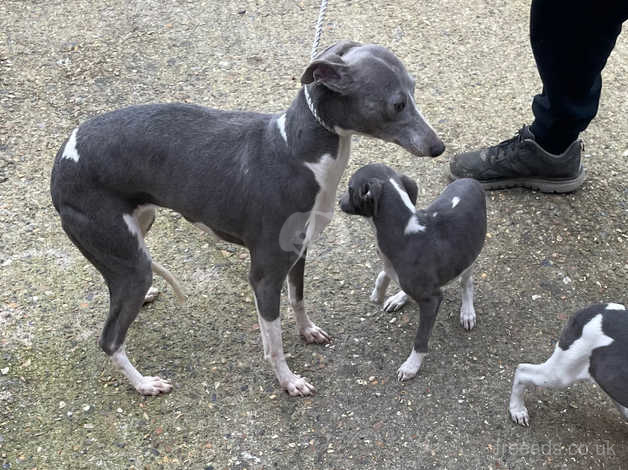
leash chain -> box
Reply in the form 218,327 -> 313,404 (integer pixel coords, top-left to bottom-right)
304,0 -> 336,134
311,0 -> 328,60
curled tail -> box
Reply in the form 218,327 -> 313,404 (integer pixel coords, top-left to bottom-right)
151,261 -> 186,304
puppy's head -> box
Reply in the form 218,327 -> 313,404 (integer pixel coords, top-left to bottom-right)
339,164 -> 418,218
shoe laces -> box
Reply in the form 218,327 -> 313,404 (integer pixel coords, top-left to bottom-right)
486,126 -> 530,163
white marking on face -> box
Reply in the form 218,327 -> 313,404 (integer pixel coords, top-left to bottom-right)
606,303 -> 625,310
61,128 -> 80,162
276,113 -> 288,144
389,178 -> 415,212
432,212 -> 438,217
451,196 -> 461,208
302,136 -> 352,250
404,215 -> 426,235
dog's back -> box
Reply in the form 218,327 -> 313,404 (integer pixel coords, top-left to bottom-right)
560,303 -> 628,407
398,178 -> 486,292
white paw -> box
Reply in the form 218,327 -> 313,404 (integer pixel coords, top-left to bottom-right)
370,289 -> 384,304
460,307 -> 476,330
383,291 -> 408,312
509,406 -> 530,426
299,323 -> 331,344
135,376 -> 172,396
397,362 -> 420,381
143,286 -> 160,304
280,373 -> 315,397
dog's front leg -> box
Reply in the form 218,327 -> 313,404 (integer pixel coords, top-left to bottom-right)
250,258 -> 315,396
288,252 -> 330,344
397,291 -> 443,381
459,265 -> 476,330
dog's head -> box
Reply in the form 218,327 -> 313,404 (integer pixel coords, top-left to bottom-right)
301,41 -> 445,157
339,163 -> 418,218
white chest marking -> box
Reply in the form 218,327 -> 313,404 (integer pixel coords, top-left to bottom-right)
451,196 -> 461,208
276,114 -> 288,144
606,303 -> 625,311
389,178 -> 415,212
389,178 -> 425,235
62,128 -> 80,162
302,136 -> 351,248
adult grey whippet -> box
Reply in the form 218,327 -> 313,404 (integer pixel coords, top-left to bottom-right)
50,41 -> 444,397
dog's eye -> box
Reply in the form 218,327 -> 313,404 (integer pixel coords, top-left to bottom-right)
394,101 -> 406,113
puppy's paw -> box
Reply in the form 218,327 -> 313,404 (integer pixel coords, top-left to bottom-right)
509,406 -> 530,426
299,323 -> 331,344
280,373 -> 315,397
143,286 -> 160,304
460,307 -> 476,330
370,289 -> 384,304
135,376 -> 172,396
397,362 -> 419,381
383,291 -> 408,312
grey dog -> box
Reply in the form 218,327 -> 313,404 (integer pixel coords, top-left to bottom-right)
50,41 -> 444,396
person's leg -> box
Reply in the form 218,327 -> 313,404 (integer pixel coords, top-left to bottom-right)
450,2 -> 627,192
530,0 -> 627,154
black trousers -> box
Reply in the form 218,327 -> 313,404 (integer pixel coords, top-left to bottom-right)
529,0 -> 628,154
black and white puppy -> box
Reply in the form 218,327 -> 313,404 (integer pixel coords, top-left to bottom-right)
50,42 -> 445,397
339,164 -> 486,381
509,303 -> 628,426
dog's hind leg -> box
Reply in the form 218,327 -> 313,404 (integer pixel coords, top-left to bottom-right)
459,265 -> 476,330
133,205 -> 185,304
135,206 -> 160,303
250,249 -> 315,396
397,291 -> 442,381
288,252 -> 330,344
59,200 -> 172,395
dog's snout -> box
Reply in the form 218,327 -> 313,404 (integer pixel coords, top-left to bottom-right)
430,140 -> 445,157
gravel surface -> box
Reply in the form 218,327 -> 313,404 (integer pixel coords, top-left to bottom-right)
1,1 -> 626,469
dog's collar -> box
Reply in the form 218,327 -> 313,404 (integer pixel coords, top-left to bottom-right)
303,84 -> 336,134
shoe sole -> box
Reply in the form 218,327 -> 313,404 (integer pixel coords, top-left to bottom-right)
449,167 -> 586,194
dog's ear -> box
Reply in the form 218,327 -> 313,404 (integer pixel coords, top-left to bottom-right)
300,41 -> 361,94
300,56 -> 352,94
358,179 -> 383,217
400,174 -> 418,206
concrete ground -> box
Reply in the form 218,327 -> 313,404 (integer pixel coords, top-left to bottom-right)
1,1 -> 626,468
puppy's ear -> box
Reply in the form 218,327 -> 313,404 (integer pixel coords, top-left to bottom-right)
400,174 -> 418,206
300,41 -> 360,94
359,179 -> 383,217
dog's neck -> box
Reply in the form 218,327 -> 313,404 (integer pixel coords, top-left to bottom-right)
371,190 -> 423,249
303,84 -> 336,134
281,86 -> 346,160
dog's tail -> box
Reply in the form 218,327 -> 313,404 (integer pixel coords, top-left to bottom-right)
151,261 -> 186,304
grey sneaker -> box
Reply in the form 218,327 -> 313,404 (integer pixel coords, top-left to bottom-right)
449,126 -> 586,193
